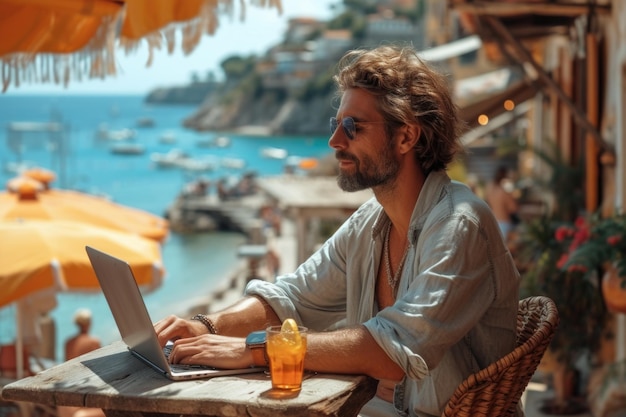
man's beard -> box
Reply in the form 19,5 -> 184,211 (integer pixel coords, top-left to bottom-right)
336,146 -> 399,192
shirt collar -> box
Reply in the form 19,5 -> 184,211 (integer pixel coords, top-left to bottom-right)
369,170 -> 451,244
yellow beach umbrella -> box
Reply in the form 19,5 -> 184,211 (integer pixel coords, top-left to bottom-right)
0,171 -> 169,243
0,217 -> 164,379
0,218 -> 164,308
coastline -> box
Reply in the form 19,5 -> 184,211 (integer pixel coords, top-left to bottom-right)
185,217 -> 297,316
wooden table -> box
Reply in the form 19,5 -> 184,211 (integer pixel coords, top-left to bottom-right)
1,341 -> 377,417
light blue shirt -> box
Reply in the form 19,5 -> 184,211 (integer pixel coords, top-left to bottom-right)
246,170 -> 520,417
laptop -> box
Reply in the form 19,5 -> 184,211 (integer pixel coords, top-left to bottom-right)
85,245 -> 263,380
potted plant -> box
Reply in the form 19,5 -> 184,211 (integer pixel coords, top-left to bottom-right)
515,142 -> 610,414
558,213 -> 626,313
519,215 -> 609,414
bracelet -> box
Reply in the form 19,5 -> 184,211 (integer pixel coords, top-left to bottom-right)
190,314 -> 218,334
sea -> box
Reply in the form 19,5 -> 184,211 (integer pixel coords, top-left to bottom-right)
0,94 -> 332,362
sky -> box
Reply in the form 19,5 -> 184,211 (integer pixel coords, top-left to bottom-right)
5,0 -> 338,95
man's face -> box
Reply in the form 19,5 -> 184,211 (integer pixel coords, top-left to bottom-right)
329,88 -> 399,192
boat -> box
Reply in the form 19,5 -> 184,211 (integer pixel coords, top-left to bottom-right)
260,147 -> 288,160
94,125 -> 137,141
196,135 -> 231,148
136,117 -> 155,128
107,128 -> 137,141
221,157 -> 246,170
213,136 -> 230,148
150,149 -> 189,168
158,131 -> 177,144
110,143 -> 145,155
176,157 -> 216,172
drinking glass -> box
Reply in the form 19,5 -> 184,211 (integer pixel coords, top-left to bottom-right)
266,325 -> 308,391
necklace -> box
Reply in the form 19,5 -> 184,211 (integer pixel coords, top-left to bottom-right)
383,222 -> 409,289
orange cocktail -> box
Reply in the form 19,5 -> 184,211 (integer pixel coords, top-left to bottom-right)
266,321 -> 308,391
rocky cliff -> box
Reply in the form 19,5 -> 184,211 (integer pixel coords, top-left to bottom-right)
146,81 -> 219,105
181,89 -> 336,136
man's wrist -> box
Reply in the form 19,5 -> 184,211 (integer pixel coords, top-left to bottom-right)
190,314 -> 218,334
246,330 -> 269,367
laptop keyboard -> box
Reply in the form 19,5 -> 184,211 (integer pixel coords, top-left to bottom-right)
163,342 -> 216,371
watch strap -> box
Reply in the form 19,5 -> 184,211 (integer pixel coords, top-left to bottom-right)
249,345 -> 269,367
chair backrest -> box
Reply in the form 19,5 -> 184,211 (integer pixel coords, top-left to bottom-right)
441,296 -> 559,417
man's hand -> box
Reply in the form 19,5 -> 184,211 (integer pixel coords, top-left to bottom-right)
167,334 -> 253,369
154,315 -> 208,347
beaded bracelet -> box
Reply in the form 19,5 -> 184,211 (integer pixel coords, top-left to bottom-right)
190,314 -> 218,334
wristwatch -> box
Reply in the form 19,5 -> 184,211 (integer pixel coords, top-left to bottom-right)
246,330 -> 269,367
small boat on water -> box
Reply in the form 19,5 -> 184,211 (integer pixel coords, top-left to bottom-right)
177,157 -> 216,172
108,129 -> 137,141
95,124 -> 137,141
159,130 -> 177,144
260,147 -> 288,160
221,157 -> 246,170
136,117 -> 155,128
151,149 -> 215,172
213,136 -> 231,148
110,143 -> 145,155
196,135 -> 230,148
150,149 -> 189,168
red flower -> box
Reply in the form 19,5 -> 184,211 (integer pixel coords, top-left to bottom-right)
574,216 -> 588,229
572,227 -> 590,246
555,226 -> 573,242
607,235 -> 622,246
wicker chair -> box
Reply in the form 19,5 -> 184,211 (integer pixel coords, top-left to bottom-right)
441,296 -> 559,417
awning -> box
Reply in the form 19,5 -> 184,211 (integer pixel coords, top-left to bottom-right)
461,100 -> 532,146
458,78 -> 540,130
418,35 -> 482,62
455,67 -> 512,101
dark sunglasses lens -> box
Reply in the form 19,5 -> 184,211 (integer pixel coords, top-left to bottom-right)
330,117 -> 338,135
330,117 -> 355,139
342,117 -> 355,139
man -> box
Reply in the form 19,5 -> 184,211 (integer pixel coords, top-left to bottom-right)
485,165 -> 519,241
64,308 -> 100,361
155,45 -> 520,417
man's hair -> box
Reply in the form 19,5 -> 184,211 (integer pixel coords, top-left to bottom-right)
334,44 -> 465,174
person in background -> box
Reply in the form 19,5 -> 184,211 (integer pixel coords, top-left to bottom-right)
154,45 -> 520,417
58,309 -> 104,417
485,165 -> 519,241
64,309 -> 100,361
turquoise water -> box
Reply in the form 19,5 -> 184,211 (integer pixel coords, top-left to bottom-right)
0,94 -> 332,361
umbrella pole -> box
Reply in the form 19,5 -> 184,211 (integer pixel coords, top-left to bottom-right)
15,303 -> 24,379
15,303 -> 24,380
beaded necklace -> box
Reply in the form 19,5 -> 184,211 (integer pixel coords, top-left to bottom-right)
383,222 -> 409,289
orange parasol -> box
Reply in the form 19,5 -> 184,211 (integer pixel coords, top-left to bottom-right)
0,218 -> 164,309
0,217 -> 164,379
0,0 -> 283,91
0,169 -> 169,243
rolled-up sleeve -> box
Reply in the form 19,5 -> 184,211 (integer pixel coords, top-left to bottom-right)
245,216 -> 356,331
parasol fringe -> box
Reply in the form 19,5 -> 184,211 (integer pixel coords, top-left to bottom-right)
0,0 -> 282,92
0,11 -> 121,92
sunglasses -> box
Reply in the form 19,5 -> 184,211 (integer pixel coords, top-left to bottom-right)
330,117 -> 386,140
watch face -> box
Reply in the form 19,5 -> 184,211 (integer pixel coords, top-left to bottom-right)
246,330 -> 266,346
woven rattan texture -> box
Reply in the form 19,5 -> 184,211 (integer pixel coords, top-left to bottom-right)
441,296 -> 559,417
